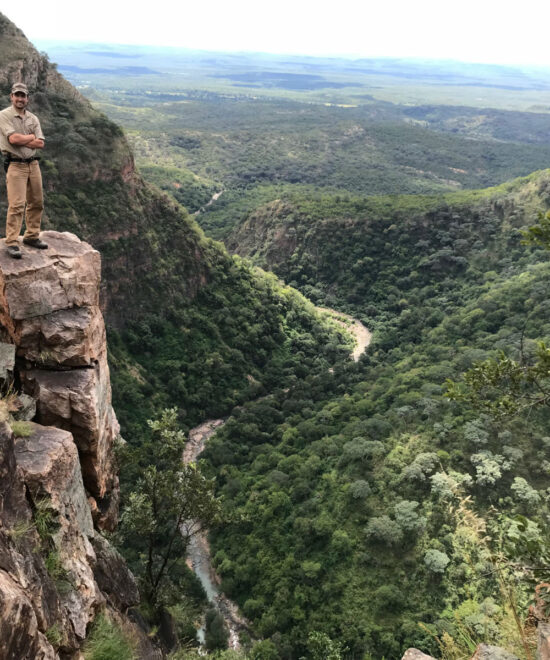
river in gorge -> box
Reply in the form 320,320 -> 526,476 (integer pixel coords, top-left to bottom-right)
183,312 -> 371,649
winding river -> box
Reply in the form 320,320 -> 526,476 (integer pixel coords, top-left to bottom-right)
184,311 -> 371,648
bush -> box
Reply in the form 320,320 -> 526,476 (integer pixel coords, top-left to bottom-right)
204,608 -> 229,652
424,549 -> 450,574
364,516 -> 403,546
82,614 -> 135,660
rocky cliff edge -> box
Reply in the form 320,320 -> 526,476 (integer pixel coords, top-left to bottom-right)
0,232 -> 150,659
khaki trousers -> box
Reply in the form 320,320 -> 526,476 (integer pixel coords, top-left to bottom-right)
5,160 -> 44,245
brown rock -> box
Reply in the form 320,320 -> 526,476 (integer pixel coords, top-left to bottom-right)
17,305 -> 106,367
0,422 -> 69,653
91,534 -> 139,611
0,569 -> 57,660
21,351 -> 119,511
401,650 -> 437,660
0,232 -> 104,368
0,231 -> 100,325
90,484 -> 120,533
14,423 -> 104,639
539,622 -> 550,660
0,420 -> 27,528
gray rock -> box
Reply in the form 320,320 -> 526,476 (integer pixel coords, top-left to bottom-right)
91,534 -> 139,611
0,342 -> 15,382
401,650 -> 437,660
538,622 -> 550,660
12,393 -> 37,422
471,643 -> 520,659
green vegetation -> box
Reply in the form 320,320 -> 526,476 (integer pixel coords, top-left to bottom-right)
118,409 -> 219,608
205,608 -> 230,652
94,92 -> 550,206
44,624 -> 64,649
192,178 -> 550,657
9,420 -> 32,437
82,614 -> 135,660
4,16 -> 550,658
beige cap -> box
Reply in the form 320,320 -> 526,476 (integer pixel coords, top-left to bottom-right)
11,82 -> 29,95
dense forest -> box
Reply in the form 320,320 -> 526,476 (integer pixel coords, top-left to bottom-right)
3,15 -> 550,659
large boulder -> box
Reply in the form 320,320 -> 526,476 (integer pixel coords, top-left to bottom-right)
401,650 -> 437,660
17,305 -> 106,368
91,534 -> 139,611
0,231 -> 100,328
0,570 -> 57,660
0,421 -> 62,657
21,350 -> 120,529
0,417 -> 144,657
14,423 -> 104,640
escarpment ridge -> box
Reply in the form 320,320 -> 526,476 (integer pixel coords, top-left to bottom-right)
0,233 -> 150,659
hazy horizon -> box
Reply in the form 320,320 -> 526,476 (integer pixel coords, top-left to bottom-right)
6,1 -> 550,68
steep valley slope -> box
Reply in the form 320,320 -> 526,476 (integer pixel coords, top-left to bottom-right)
0,12 -> 354,659
1,12 -> 550,660
0,12 -> 352,437
197,176 -> 550,657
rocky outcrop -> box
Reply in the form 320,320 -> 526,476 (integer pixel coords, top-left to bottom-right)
400,645 -> 521,660
0,231 -> 120,530
14,423 -> 104,641
470,644 -> 519,660
0,232 -> 147,658
538,622 -> 550,660
401,650 -> 437,660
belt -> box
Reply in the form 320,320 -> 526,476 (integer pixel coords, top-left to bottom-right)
8,156 -> 40,163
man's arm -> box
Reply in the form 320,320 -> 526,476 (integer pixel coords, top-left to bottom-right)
27,138 -> 44,149
8,133 -> 36,146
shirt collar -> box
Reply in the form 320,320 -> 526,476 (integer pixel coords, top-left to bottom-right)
6,105 -> 25,119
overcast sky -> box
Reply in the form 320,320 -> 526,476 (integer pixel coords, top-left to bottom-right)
4,1 -> 550,66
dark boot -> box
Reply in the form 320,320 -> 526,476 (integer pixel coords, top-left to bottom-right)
23,238 -> 48,249
7,245 -> 22,259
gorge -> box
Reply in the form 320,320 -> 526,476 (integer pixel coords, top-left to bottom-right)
1,9 -> 550,660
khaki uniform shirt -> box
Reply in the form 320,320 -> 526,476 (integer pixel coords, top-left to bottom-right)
0,106 -> 45,159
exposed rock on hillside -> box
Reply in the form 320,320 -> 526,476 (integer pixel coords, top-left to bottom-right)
0,232 -> 144,658
0,231 -> 119,530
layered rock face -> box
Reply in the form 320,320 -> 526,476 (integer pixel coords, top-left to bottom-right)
0,231 -> 119,530
0,232 -> 143,659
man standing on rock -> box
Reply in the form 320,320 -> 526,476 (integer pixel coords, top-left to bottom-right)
0,82 -> 47,259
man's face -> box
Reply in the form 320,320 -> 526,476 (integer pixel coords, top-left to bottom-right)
10,92 -> 28,111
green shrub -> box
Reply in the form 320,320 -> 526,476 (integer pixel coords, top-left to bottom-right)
82,614 -> 135,660
10,420 -> 32,437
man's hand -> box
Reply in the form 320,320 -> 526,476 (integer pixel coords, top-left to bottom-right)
8,133 -> 37,146
27,138 -> 44,149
